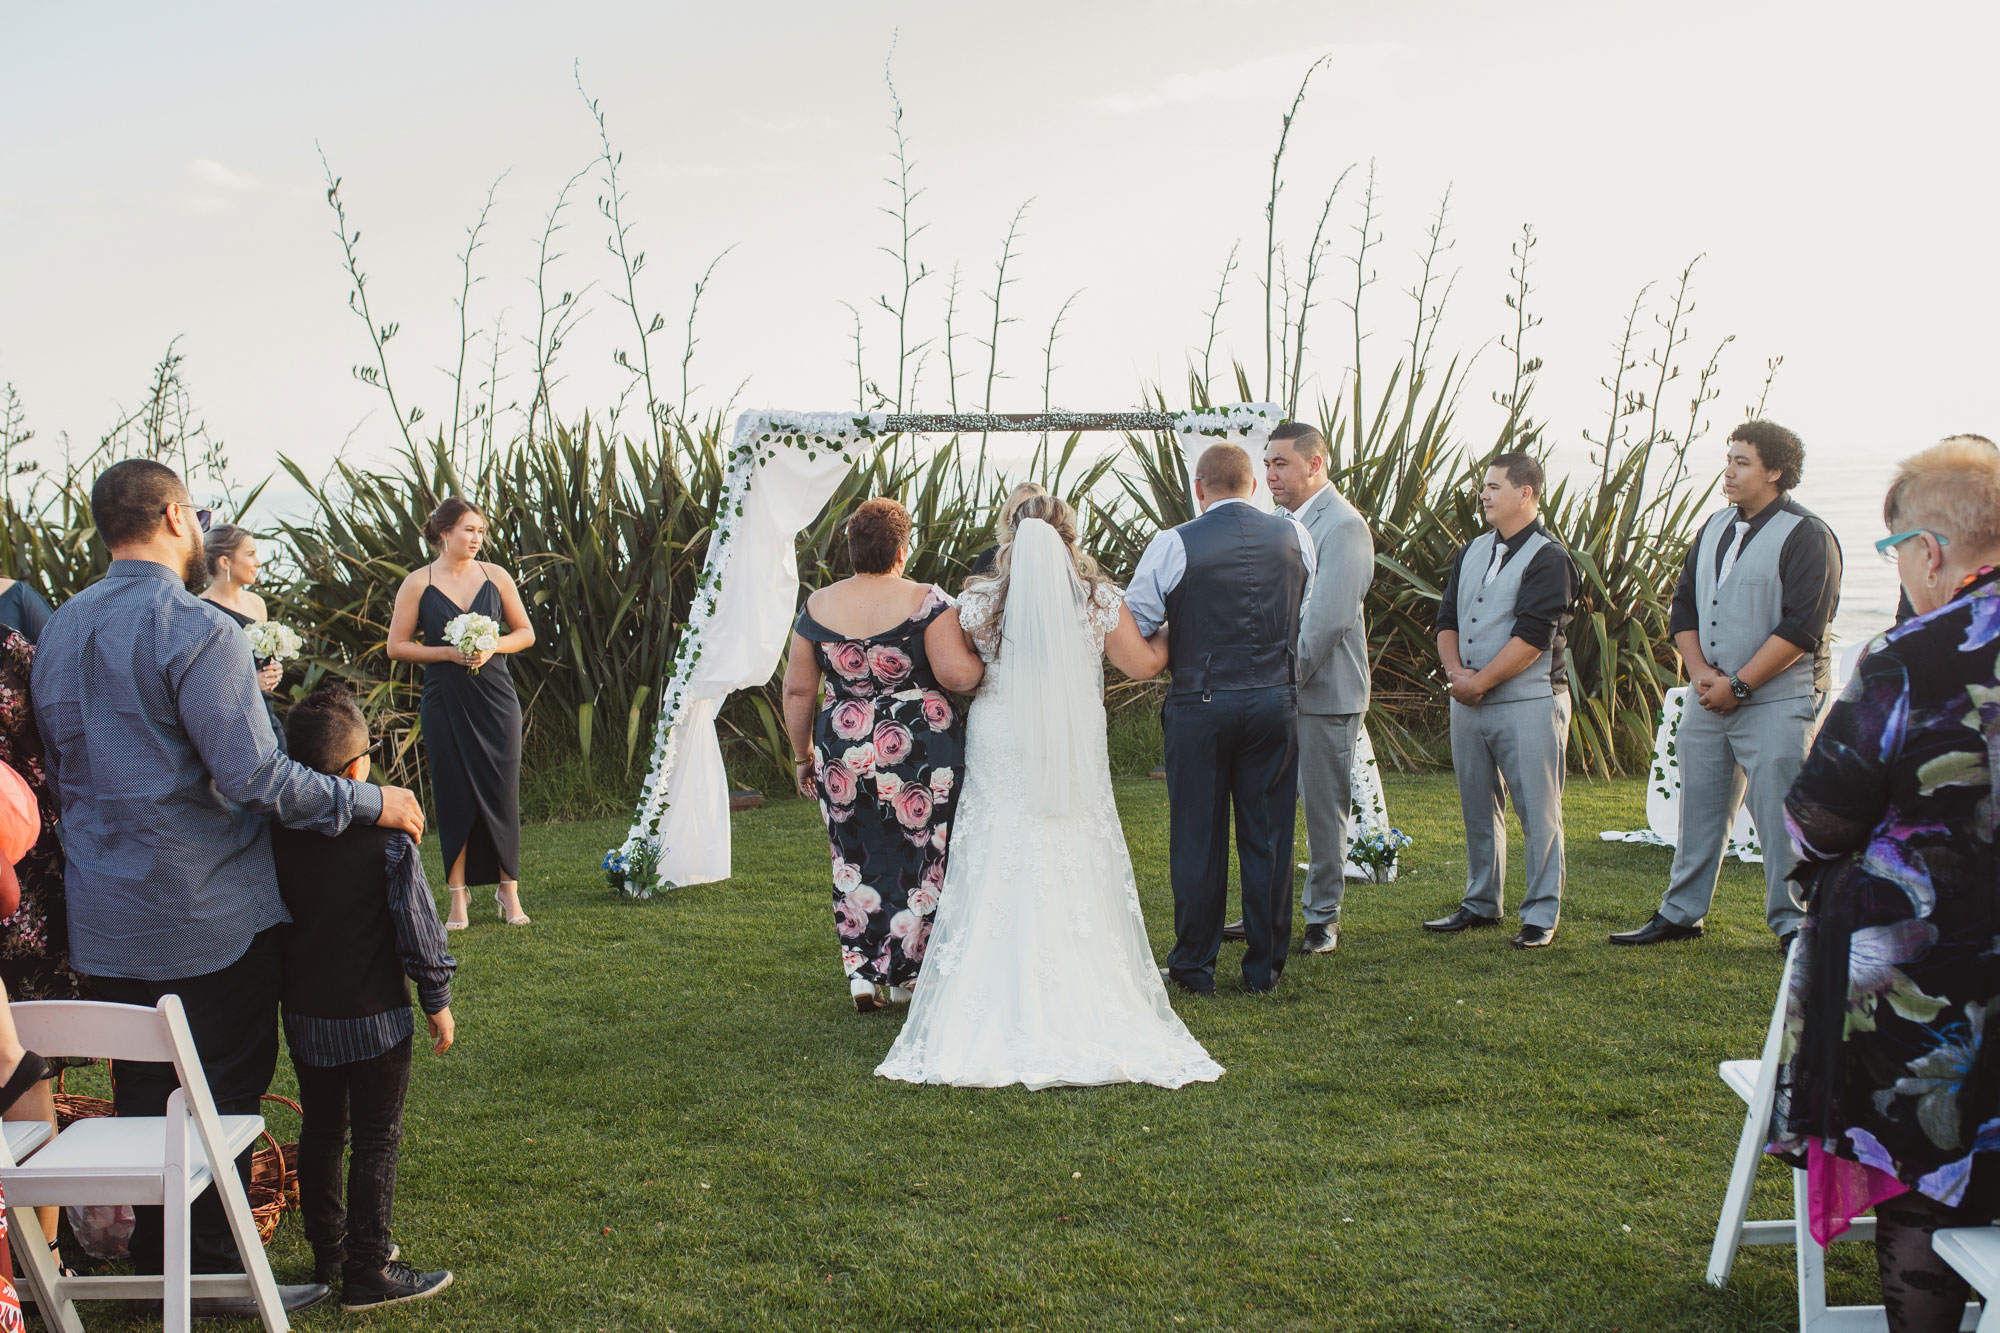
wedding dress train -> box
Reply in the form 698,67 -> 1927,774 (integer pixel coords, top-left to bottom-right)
874,520 -> 1222,1091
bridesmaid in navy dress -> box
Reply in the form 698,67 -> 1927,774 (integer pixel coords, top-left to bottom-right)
199,526 -> 288,748
388,499 -> 537,930
782,498 -> 985,1012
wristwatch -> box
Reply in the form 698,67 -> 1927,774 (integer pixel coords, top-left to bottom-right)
1728,674 -> 1751,700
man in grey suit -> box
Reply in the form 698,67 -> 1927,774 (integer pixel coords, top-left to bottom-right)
1611,420 -> 1841,949
1262,422 -> 1374,954
1424,452 -> 1578,949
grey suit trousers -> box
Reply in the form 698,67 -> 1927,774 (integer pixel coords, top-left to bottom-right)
1658,693 -> 1817,935
1297,711 -> 1359,925
1452,691 -> 1570,929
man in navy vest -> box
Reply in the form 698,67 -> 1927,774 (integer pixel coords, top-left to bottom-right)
1127,443 -> 1314,993
1424,452 -> 1577,949
1612,420 -> 1841,949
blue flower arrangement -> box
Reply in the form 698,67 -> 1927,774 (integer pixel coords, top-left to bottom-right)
603,836 -> 664,899
1350,827 -> 1412,882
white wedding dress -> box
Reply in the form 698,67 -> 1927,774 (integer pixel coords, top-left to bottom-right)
874,519 -> 1223,1091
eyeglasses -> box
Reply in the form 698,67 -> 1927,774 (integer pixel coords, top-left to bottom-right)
165,502 -> 214,533
331,737 -> 382,774
1876,529 -> 1950,564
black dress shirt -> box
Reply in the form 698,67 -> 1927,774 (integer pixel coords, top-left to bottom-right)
1436,519 -> 1579,688
1667,496 -> 1842,651
968,546 -> 998,578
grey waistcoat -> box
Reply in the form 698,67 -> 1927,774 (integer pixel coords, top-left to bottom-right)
1455,528 -> 1562,704
1692,506 -> 1823,703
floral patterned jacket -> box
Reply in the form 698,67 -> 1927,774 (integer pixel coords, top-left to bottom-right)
1771,568 -> 2000,1205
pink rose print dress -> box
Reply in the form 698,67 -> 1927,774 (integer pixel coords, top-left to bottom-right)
795,585 -> 966,991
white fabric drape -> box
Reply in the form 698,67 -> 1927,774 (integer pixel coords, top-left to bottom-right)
652,423 -> 871,887
1174,421 -> 1277,513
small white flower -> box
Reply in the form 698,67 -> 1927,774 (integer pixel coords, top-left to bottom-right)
244,620 -> 303,663
442,612 -> 504,666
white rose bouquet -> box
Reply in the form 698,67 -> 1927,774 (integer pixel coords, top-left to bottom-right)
443,612 -> 503,673
243,621 -> 303,666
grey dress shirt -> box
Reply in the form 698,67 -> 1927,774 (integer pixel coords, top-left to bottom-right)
31,560 -> 383,981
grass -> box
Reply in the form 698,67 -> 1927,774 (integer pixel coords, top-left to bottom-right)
60,774 -> 1862,1331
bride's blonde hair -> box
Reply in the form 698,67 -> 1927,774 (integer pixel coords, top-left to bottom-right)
965,492 -> 1106,620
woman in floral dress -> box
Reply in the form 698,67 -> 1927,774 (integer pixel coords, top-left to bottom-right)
0,627 -> 82,1266
0,631 -> 72,1004
782,498 -> 984,1012
1770,438 -> 2000,1333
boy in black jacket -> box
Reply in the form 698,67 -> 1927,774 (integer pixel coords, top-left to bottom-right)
275,684 -> 457,1311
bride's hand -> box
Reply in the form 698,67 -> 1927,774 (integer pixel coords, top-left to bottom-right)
795,755 -> 819,800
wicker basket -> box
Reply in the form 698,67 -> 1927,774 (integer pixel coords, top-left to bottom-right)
52,1072 -> 300,1244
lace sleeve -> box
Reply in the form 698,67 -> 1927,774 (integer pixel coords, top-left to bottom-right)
1086,582 -> 1125,650
958,586 -> 1002,661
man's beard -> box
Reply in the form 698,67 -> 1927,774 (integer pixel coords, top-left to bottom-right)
182,526 -> 206,593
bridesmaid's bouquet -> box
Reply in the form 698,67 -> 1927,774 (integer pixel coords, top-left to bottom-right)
443,612 -> 502,673
244,620 -> 303,666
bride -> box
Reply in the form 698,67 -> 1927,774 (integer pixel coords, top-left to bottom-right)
875,494 -> 1223,1090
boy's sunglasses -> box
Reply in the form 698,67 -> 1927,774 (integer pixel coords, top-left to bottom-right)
332,737 -> 384,773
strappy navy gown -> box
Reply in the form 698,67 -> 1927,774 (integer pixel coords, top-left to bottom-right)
418,573 -> 522,886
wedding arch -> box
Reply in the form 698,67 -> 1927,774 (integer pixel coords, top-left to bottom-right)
613,403 -> 1392,893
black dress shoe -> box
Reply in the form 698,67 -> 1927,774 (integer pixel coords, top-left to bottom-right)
1159,967 -> 1213,995
1511,924 -> 1555,949
188,1283 -> 332,1319
1301,922 -> 1339,954
1608,912 -> 1705,946
1221,919 -> 1247,942
1421,906 -> 1502,933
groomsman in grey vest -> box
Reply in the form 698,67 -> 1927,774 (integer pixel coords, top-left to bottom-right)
1423,452 -> 1577,949
1263,421 -> 1373,953
1612,420 -> 1841,948
1128,443 -> 1313,993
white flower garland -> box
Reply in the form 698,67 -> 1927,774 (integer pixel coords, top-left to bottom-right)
1171,402 -> 1282,440
617,413 -> 885,890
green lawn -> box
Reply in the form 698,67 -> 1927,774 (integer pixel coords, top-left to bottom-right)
65,775 -> 1860,1331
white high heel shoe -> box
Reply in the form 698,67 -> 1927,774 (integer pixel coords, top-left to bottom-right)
444,887 -> 469,931
495,885 -> 530,926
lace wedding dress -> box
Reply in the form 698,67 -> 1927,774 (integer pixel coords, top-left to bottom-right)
874,519 -> 1223,1090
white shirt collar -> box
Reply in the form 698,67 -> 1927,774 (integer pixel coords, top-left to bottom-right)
1293,484 -> 1334,521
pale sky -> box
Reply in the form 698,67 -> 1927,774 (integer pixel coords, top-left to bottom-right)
5,0 -> 1996,640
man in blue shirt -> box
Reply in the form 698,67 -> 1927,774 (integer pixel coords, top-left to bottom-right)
31,459 -> 425,1317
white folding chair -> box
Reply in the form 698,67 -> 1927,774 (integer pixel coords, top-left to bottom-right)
1708,947 -> 1979,1331
1932,1228 -> 2000,1332
0,997 -> 288,1333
